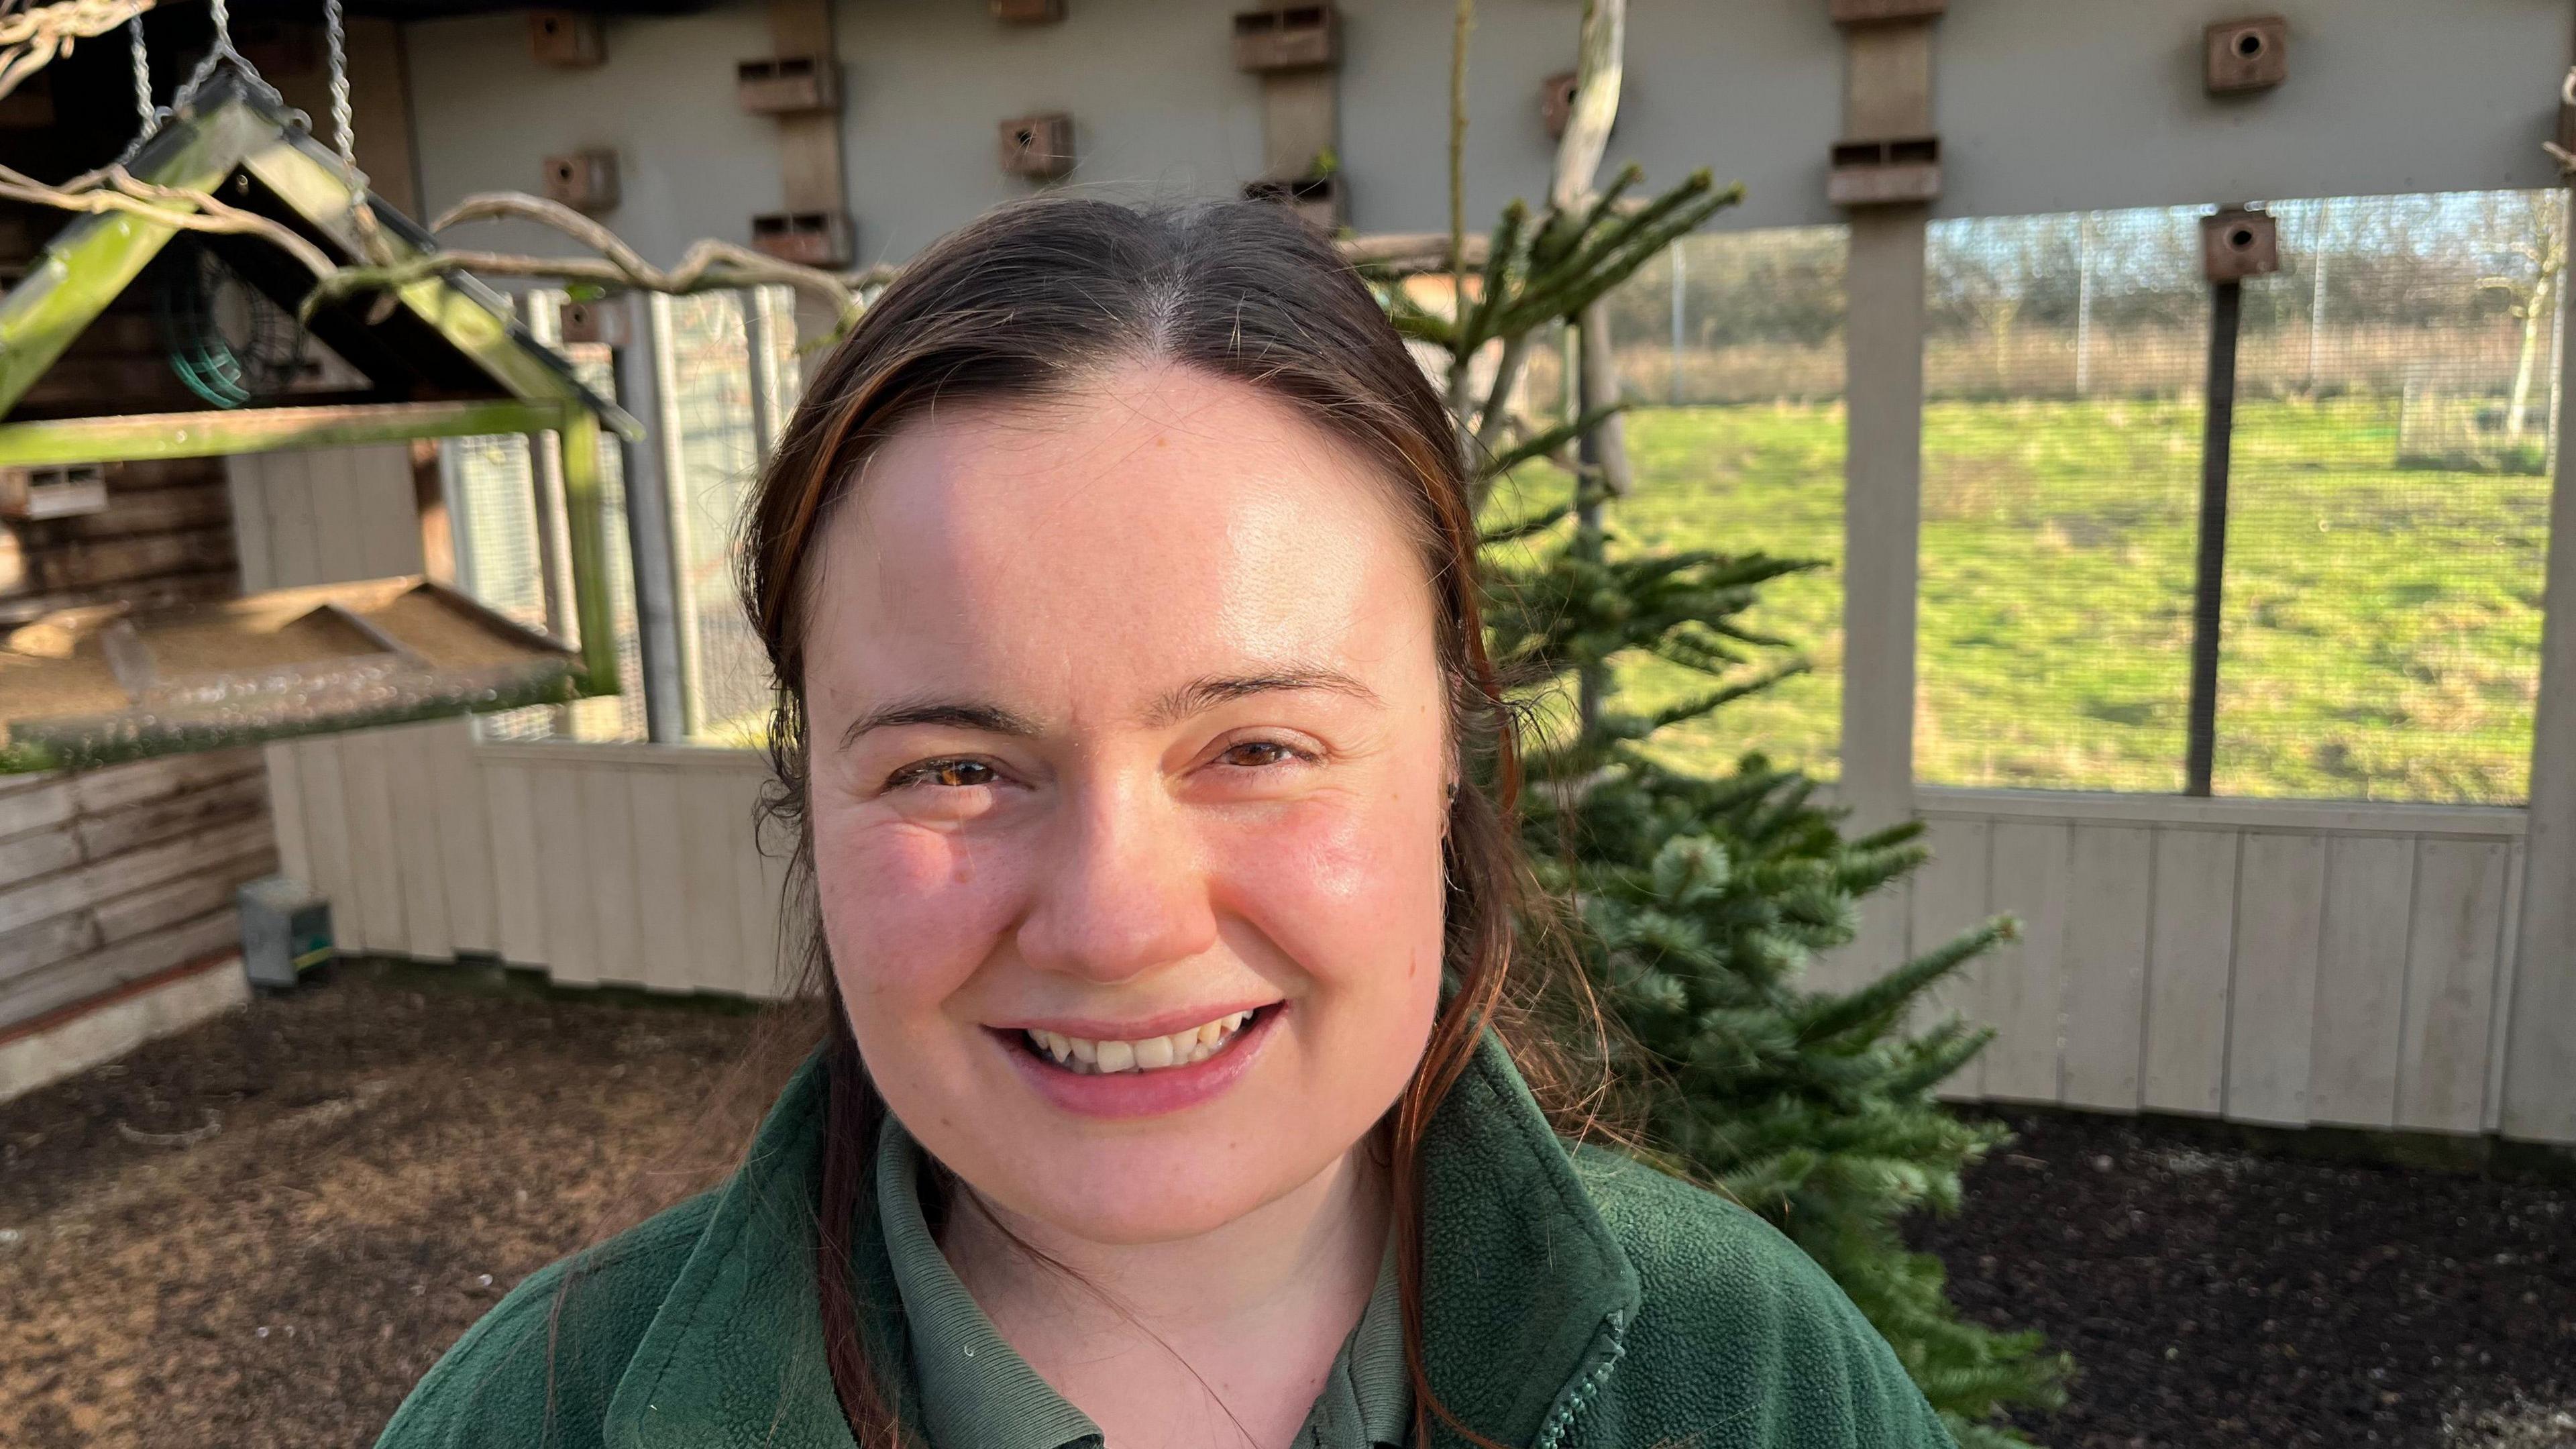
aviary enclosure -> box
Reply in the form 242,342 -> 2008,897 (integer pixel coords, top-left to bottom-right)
0,0 -> 2571,1446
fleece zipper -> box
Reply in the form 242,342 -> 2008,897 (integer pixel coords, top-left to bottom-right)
1529,1309 -> 1628,1449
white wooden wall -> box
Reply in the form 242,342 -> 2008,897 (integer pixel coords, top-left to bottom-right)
1901,791 -> 2534,1140
227,447 -> 792,1002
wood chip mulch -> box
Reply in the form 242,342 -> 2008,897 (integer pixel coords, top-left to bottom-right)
1913,1108 -> 2576,1448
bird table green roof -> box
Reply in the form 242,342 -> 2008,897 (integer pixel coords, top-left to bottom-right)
0,73 -> 635,771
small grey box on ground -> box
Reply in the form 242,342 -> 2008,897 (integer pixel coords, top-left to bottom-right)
239,877 -> 333,989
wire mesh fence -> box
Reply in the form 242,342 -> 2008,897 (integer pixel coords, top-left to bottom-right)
444,294 -> 643,742
2214,192 -> 2560,803
662,290 -> 773,746
445,428 -> 558,743
1553,225 -> 1851,781
1577,191 -> 2557,804
447,286 -> 804,748
1915,205 -> 2209,792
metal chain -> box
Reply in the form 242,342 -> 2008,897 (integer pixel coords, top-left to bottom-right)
126,13 -> 149,131
323,0 -> 354,172
168,0 -> 286,115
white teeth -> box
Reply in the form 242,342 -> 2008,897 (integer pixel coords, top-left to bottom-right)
1024,1007 -> 1263,1075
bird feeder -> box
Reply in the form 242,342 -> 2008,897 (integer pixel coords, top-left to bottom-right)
0,73 -> 639,773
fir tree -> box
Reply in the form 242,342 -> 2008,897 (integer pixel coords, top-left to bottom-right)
1370,4 -> 2074,1440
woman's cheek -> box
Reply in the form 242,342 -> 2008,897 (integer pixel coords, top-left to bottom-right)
1208,792 -> 1446,980
814,810 -> 1026,1004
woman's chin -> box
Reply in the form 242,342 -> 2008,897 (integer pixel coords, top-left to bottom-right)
975,1151 -> 1295,1246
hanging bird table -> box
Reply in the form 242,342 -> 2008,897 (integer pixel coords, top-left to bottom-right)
0,32 -> 639,773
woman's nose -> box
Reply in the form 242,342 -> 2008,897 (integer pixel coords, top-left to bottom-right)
1014,777 -> 1219,984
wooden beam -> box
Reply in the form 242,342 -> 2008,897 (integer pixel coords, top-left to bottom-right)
1827,0 -> 1937,987
2503,188 -> 2576,1144
556,405 -> 621,698
0,399 -> 568,468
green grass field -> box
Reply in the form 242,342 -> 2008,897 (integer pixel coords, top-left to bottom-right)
1494,399 -> 2550,804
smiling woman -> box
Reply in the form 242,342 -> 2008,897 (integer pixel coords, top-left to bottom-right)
372,197 -> 1953,1449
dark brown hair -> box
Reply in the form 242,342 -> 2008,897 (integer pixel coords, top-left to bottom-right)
737,195 -> 1609,1448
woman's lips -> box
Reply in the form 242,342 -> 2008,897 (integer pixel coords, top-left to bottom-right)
995,1004 -> 1283,1120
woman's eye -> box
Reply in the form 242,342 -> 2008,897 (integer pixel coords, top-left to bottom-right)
892,758 -> 998,790
1218,740 -> 1301,769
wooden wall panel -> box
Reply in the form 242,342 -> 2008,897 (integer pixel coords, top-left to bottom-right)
256,451 -> 325,586
2226,833 -> 2330,1126
289,739 -> 357,944
2141,828 -> 2239,1116
1981,820 -> 2071,1103
382,727 -> 454,961
2308,835 -> 2416,1128
431,722 -> 496,955
578,767 -> 643,987
531,767 -> 596,985
2486,840 -> 2526,1136
2059,824 -> 2154,1112
682,769 -> 751,996
1909,818 -> 1991,1100
628,769 -> 690,992
483,759 -> 545,966
261,745 -> 313,890
2397,839 -> 2513,1134
335,737 -> 408,953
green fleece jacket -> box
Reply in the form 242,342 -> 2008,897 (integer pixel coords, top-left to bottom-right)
374,1031 -> 1953,1449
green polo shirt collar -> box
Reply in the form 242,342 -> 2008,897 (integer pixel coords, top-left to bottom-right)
874,1115 -> 1411,1449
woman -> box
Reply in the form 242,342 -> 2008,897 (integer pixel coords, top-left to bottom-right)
377,197 -> 1952,1449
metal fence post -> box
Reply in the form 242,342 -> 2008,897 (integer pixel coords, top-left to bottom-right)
612,291 -> 691,744
2184,276 -> 2242,798
743,285 -> 786,461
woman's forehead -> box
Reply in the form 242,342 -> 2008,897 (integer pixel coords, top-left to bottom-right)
804,364 -> 1436,704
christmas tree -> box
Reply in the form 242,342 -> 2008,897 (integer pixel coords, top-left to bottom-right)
1369,3 -> 2072,1442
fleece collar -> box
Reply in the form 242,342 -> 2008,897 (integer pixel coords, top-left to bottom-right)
598,1030 -> 1640,1448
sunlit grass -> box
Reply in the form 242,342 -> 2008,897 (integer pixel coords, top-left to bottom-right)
1503,400 -> 2547,804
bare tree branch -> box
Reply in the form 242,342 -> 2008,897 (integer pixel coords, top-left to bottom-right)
0,0 -> 156,105
0,162 -> 338,279
413,191 -> 886,326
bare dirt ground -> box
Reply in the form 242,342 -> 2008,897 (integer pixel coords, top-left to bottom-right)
0,963 -> 759,1449
3,964 -> 2571,1449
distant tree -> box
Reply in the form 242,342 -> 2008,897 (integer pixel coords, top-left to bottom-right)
2475,192 -> 2568,443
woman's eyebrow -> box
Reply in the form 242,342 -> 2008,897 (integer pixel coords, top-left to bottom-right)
837,669 -> 1378,750
1141,668 -> 1381,727
839,700 -> 1040,751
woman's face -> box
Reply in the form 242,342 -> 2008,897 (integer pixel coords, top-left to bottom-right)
802,360 -> 1452,1246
